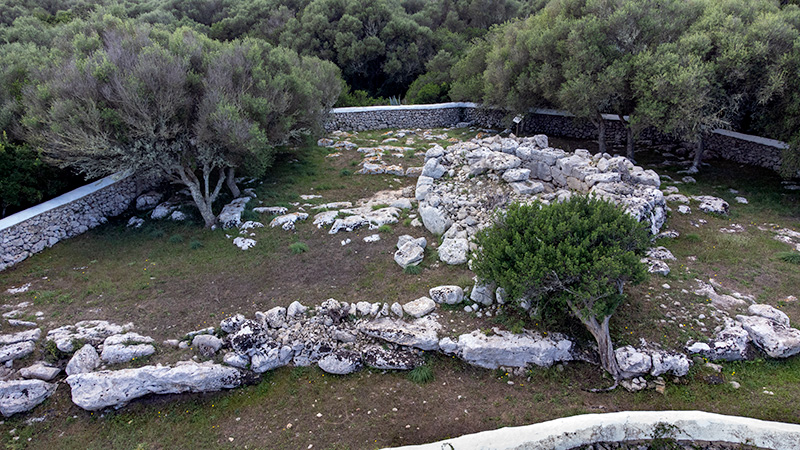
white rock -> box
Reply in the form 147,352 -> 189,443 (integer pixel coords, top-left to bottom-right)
0,380 -> 57,417
748,304 -> 790,327
363,346 -> 422,370
736,315 -> 800,359
394,241 -> 425,268
263,307 -> 287,328
363,234 -> 381,243
287,301 -> 308,317
253,206 -> 288,215
502,168 -> 531,183
223,352 -> 250,369
101,344 -> 156,364
470,280 -> 496,306
135,191 -> 162,211
421,158 -> 446,179
397,235 -> 427,249
438,238 -> 469,265
220,314 -> 247,334
646,247 -> 676,261
615,346 -> 652,376
250,345 -> 294,373
429,286 -> 464,305
318,350 -> 362,375
650,351 -> 691,377
0,328 -> 41,346
19,363 -> 61,381
419,205 -> 452,236
219,197 -> 253,229
192,334 -> 224,356
104,332 -> 155,346
66,362 -> 242,411
66,344 -> 101,375
693,196 -> 729,215
390,302 -> 404,318
678,205 -> 691,214
454,329 -> 573,369
233,237 -> 256,250
329,215 -> 369,234
269,212 -> 309,230
0,341 -> 35,363
127,217 -> 145,228
359,317 -> 441,350
403,297 -> 436,318
735,196 -> 748,204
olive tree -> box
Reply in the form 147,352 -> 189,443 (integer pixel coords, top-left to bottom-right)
22,21 -> 341,227
471,197 -> 649,385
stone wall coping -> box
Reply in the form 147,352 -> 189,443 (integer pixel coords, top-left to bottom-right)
0,171 -> 132,232
330,102 -> 477,114
384,410 -> 800,450
329,103 -> 790,151
712,128 -> 790,149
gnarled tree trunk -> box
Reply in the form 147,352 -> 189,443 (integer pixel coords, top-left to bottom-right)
689,134 -> 704,173
176,164 -> 226,228
226,167 -> 241,198
583,314 -> 622,382
595,112 -> 607,155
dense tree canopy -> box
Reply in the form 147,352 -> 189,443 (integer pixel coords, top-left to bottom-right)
20,20 -> 341,226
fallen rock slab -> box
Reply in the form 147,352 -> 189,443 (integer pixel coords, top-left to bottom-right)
318,350 -> 362,375
429,286 -> 464,305
19,362 -> 61,381
0,328 -> 41,346
0,379 -> 57,417
453,329 -> 573,369
403,297 -> 436,318
737,315 -> 800,359
0,341 -> 35,363
359,317 -> 441,351
66,362 -> 243,411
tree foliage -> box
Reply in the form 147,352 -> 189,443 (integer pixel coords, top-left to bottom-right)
471,197 -> 649,381
21,20 -> 341,227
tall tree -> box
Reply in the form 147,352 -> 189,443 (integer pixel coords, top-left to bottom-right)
22,21 -> 341,227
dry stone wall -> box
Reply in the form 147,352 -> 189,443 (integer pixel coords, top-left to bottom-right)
326,103 -> 789,172
0,172 -> 146,271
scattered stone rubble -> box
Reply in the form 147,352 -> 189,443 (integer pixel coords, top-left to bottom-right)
412,134 -> 668,268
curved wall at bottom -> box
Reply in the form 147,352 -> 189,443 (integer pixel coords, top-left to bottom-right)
385,410 -> 800,450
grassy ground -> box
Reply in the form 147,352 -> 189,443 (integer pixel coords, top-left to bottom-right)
0,130 -> 798,449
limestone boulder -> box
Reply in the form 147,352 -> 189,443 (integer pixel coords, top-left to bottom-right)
318,350 -> 362,375
429,286 -> 464,305
19,362 -> 61,381
66,344 -> 101,375
453,329 -> 573,369
737,314 -> 800,359
419,204 -> 452,236
403,297 -> 436,318
438,238 -> 469,265
615,346 -> 652,377
192,334 -> 224,357
359,317 -> 441,351
66,362 -> 242,411
0,380 -> 57,417
362,346 -> 422,370
650,351 -> 691,377
0,341 -> 35,363
249,344 -> 294,373
693,196 -> 729,215
394,241 -> 425,268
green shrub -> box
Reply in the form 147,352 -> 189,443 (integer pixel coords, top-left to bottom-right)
189,240 -> 204,250
289,242 -> 309,254
377,224 -> 392,233
472,197 -> 649,381
403,264 -> 422,275
340,169 -> 352,176
168,234 -> 184,244
407,365 -> 434,384
371,203 -> 389,210
777,252 -> 800,264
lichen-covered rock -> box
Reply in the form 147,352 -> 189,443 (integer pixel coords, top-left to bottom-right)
402,297 -> 436,318
615,346 -> 652,376
0,379 -> 57,417
736,314 -> 800,359
394,241 -> 425,268
362,346 -> 422,370
66,344 -> 101,376
318,350 -> 362,375
438,238 -> 469,265
66,362 -> 242,411
452,329 -> 573,369
359,317 -> 441,351
429,285 -> 464,305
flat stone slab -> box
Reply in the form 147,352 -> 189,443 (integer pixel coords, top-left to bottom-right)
403,297 -> 436,318
66,362 -> 242,411
452,329 -> 573,369
359,317 -> 441,351
0,379 -> 57,417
